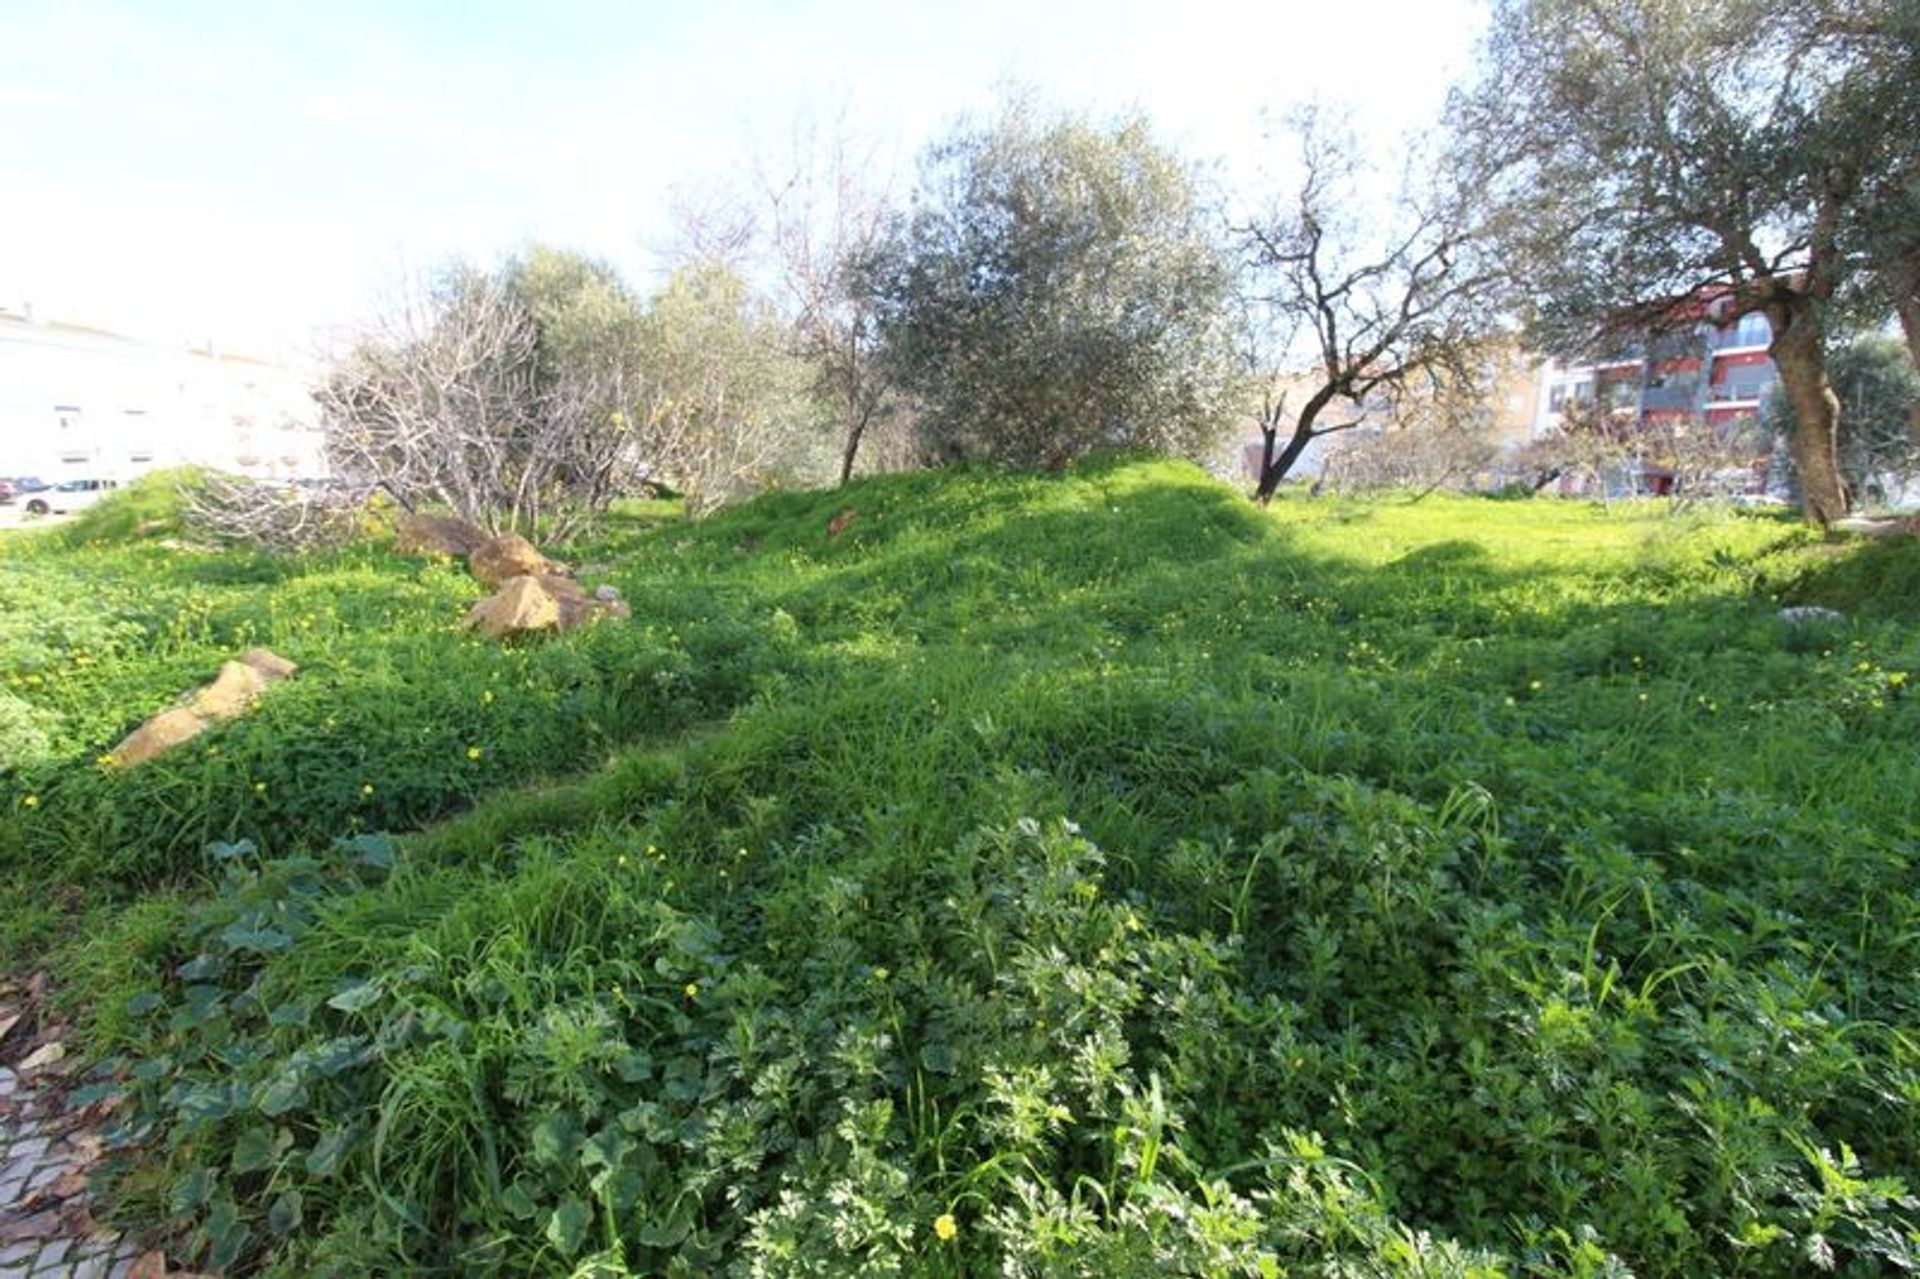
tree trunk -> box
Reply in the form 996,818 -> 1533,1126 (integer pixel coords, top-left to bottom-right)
1898,294 -> 1920,441
1767,298 -> 1849,525
1255,426 -> 1317,502
837,419 -> 865,487
1254,386 -> 1340,502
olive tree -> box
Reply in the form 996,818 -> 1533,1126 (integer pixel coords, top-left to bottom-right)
633,259 -> 821,514
1455,0 -> 1917,525
865,99 -> 1242,469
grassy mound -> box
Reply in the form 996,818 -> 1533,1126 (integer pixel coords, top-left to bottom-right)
54,467 -> 207,549
5,461 -> 1917,1276
1780,529 -> 1920,623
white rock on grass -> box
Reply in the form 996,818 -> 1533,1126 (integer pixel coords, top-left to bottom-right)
1778,606 -> 1846,625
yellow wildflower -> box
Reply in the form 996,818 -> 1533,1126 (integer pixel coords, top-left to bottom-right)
933,1213 -> 958,1242
467,746 -> 483,761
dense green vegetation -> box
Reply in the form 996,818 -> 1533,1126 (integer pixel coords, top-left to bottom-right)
3,462 -> 1918,1276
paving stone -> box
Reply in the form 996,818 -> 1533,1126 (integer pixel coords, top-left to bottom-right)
5,1137 -> 49,1165
0,1241 -> 36,1267
62,1240 -> 124,1279
26,1237 -> 72,1274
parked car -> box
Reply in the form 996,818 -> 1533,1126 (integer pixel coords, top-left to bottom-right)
22,478 -> 118,517
0,478 -> 14,505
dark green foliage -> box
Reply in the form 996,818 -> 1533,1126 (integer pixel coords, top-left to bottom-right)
10,461 -> 1920,1275
867,100 -> 1240,468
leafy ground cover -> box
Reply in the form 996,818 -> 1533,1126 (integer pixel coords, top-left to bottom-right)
3,460 -> 1918,1276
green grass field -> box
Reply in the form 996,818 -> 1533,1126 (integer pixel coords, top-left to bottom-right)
2,460 -> 1917,1276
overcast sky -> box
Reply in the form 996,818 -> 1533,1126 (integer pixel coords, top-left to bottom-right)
0,0 -> 1486,358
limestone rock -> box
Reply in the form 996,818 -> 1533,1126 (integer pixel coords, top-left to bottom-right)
110,707 -> 212,767
538,573 -> 589,602
463,574 -> 628,640
470,534 -> 564,587
108,648 -> 298,767
463,575 -> 561,639
396,513 -> 488,557
240,647 -> 299,680
186,660 -> 272,720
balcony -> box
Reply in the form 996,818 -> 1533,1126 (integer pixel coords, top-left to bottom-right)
1708,378 -> 1773,404
1641,384 -> 1700,411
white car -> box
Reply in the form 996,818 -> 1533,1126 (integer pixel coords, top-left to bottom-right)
23,478 -> 118,516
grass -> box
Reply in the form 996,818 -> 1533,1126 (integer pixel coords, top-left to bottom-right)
3,459 -> 1918,1276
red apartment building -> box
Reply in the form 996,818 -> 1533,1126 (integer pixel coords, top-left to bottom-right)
1533,292 -> 1780,494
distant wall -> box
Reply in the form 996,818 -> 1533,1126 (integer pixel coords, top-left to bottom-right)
0,313 -> 325,483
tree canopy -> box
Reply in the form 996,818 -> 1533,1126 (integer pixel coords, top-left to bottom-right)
1454,0 -> 1920,523
866,99 -> 1242,470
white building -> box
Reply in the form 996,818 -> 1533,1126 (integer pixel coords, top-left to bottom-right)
0,304 -> 326,484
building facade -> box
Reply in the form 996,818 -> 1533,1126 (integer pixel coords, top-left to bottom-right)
0,305 -> 326,485
1532,296 -> 1779,495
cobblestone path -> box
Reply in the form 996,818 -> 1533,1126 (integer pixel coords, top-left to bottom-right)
1,979 -> 155,1279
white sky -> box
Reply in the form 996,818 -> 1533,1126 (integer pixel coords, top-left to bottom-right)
0,0 -> 1487,359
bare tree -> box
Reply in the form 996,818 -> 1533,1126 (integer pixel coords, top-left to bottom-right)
318,264 -> 642,539
1240,113 -> 1502,501
180,472 -> 372,552
757,112 -> 901,485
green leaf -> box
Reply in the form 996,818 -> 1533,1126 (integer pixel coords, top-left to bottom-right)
220,922 -> 294,954
325,978 -> 383,1013
268,1190 -> 304,1235
267,1000 -> 312,1028
531,1112 -> 583,1168
231,1125 -> 281,1173
177,952 -> 225,981
169,1165 -> 214,1215
305,1126 -> 356,1177
256,1070 -> 307,1117
638,1201 -> 693,1249
207,1196 -> 251,1270
336,832 -> 396,870
500,1180 -> 540,1221
546,1196 -> 591,1258
306,1034 -> 373,1077
207,838 -> 258,862
67,1082 -> 122,1108
126,990 -> 165,1017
